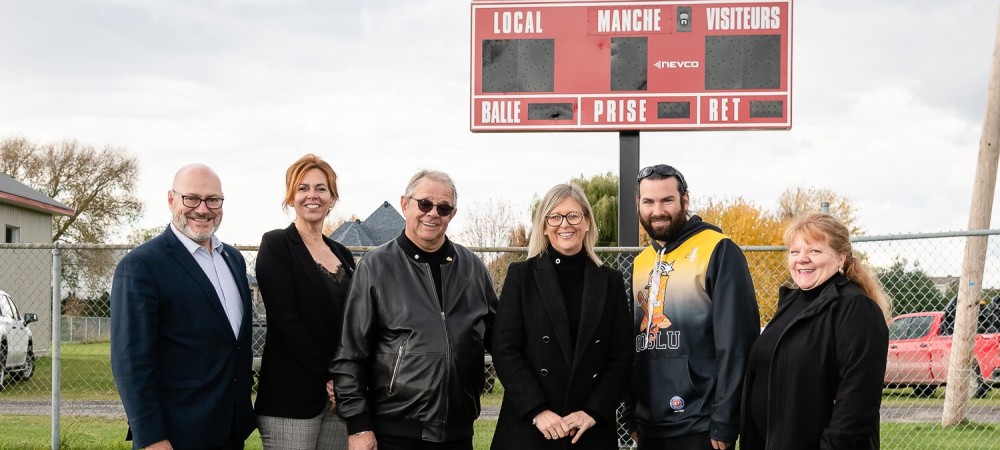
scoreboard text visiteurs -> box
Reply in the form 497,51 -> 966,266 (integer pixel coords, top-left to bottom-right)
471,0 -> 793,131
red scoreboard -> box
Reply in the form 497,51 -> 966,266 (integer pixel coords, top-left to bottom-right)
470,0 -> 792,131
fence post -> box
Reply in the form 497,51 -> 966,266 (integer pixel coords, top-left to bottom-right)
51,243 -> 62,449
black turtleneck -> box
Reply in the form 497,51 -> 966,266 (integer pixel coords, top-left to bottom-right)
547,245 -> 587,343
747,272 -> 843,439
396,233 -> 456,306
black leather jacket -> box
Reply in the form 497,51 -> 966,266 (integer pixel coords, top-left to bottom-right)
330,238 -> 497,442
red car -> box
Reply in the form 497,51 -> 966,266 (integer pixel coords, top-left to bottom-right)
884,305 -> 1000,398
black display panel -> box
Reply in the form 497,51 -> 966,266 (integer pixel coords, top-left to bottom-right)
611,37 -> 648,91
750,100 -> 783,118
657,101 -> 691,119
705,35 -> 781,90
482,39 -> 555,93
528,103 -> 574,120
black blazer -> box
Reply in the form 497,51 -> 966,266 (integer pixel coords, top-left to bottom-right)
740,275 -> 888,450
110,227 -> 255,449
491,254 -> 632,450
253,223 -> 356,419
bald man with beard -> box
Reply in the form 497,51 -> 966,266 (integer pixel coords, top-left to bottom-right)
111,164 -> 256,449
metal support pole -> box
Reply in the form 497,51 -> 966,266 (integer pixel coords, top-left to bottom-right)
619,131 -> 640,246
51,244 -> 61,449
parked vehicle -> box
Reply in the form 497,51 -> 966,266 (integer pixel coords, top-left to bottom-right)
884,299 -> 1000,398
0,290 -> 38,391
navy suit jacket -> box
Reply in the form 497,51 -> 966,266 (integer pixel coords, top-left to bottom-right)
110,227 -> 256,449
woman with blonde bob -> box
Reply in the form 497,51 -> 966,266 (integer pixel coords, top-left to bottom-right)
491,183 -> 632,450
741,213 -> 891,450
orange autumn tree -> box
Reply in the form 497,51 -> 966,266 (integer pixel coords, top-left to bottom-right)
696,197 -> 788,325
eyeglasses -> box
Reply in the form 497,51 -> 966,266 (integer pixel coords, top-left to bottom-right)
411,198 -> 455,216
545,212 -> 585,227
637,164 -> 688,193
172,190 -> 224,209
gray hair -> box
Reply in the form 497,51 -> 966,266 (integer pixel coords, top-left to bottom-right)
404,169 -> 458,207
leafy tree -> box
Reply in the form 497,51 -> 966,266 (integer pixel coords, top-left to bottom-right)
878,258 -> 949,315
697,197 -> 788,324
530,172 -> 621,247
778,186 -> 861,235
570,172 -> 619,247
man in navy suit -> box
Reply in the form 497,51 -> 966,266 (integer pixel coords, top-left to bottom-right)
111,164 -> 255,449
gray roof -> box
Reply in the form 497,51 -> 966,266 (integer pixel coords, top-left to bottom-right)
0,172 -> 73,215
330,201 -> 404,247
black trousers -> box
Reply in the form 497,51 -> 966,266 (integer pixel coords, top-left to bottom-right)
376,434 -> 473,450
637,432 -> 713,450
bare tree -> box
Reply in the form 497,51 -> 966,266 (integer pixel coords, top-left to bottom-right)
3,137 -> 143,305
1,137 -> 144,243
455,198 -> 521,250
454,199 -> 526,292
778,186 -> 861,235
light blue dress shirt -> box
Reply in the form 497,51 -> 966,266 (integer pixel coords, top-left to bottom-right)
170,224 -> 244,337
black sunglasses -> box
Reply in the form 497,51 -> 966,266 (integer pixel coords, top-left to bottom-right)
411,198 -> 455,216
637,165 -> 688,193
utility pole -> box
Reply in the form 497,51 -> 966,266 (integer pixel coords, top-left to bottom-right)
942,8 -> 1000,426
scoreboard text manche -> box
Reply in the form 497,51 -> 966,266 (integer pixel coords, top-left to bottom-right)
470,0 -> 792,131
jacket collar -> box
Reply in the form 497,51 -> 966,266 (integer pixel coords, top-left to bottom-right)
534,252 -> 607,370
161,226 -> 245,340
774,272 -> 851,322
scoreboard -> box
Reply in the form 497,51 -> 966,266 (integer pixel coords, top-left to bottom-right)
470,0 -> 792,131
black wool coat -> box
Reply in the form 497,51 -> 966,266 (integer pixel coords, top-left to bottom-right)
253,223 -> 356,419
491,254 -> 632,450
740,275 -> 889,450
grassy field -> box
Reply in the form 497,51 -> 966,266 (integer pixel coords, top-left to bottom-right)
0,416 -> 496,450
1,342 -> 118,400
0,416 -> 998,450
2,343 -> 999,448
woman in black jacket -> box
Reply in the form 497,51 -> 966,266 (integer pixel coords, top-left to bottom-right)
254,154 -> 355,449
491,183 -> 632,450
741,213 -> 891,450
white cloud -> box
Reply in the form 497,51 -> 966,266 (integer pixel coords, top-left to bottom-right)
1,0 -> 998,249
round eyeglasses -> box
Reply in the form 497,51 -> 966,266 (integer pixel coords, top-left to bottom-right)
545,212 -> 585,227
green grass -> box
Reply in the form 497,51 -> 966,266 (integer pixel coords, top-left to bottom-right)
0,417 -> 996,450
3,343 -> 999,448
882,387 -> 1000,406
0,415 -> 493,450
2,342 -> 118,400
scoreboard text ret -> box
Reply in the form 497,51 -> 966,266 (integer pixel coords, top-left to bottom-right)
470,0 -> 792,132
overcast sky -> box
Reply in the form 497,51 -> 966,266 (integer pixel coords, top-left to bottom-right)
1,0 -> 998,248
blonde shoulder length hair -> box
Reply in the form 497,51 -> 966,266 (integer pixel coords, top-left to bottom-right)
784,213 -> 892,323
527,183 -> 602,266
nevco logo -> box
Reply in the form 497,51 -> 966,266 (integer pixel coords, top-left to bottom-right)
653,60 -> 699,69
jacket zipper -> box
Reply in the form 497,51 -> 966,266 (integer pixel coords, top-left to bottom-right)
388,336 -> 408,395
436,266 -> 453,429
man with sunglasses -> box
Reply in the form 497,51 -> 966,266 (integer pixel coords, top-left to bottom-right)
331,170 -> 497,450
111,164 -> 255,449
628,164 -> 759,450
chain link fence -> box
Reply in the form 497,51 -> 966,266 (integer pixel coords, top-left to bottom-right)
2,230 -> 999,448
